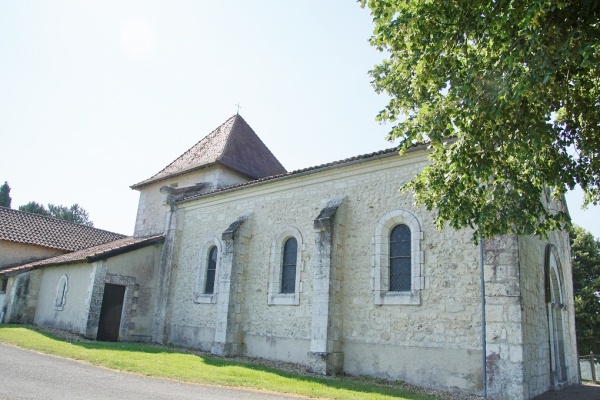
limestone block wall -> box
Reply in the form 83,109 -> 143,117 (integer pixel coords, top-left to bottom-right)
519,232 -> 578,398
482,235 -> 526,400
133,166 -> 250,238
169,150 -> 486,393
4,269 -> 43,324
104,245 -> 162,341
33,262 -> 94,334
340,165 -> 482,392
169,200 -> 314,362
0,241 -> 65,268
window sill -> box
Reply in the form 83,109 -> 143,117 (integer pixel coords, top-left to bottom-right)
374,290 -> 420,305
268,292 -> 299,306
193,293 -> 217,304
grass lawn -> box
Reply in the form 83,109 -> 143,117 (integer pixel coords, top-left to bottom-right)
0,325 -> 444,400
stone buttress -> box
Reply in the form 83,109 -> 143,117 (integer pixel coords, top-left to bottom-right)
307,196 -> 346,375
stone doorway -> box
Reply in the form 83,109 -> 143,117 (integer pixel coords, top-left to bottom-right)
97,283 -> 126,342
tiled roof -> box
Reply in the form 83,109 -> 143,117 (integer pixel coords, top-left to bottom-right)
131,114 -> 287,189
0,235 -> 165,275
0,207 -> 127,251
178,146 -> 411,203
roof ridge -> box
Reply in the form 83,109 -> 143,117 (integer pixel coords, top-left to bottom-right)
218,114 -> 285,171
131,114 -> 286,189
135,114 -> 237,187
215,114 -> 239,164
0,206 -> 126,237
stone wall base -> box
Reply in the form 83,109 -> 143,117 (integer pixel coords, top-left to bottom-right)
211,341 -> 242,357
307,351 -> 344,375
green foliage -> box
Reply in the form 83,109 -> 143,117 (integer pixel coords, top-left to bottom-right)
0,181 -> 11,208
19,201 -> 51,216
361,0 -> 600,240
570,225 -> 600,353
0,326 -> 440,400
19,202 -> 93,226
47,203 -> 93,227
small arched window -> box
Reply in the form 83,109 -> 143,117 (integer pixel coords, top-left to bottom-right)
193,236 -> 221,304
281,237 -> 298,294
390,224 -> 411,292
268,226 -> 303,305
204,246 -> 218,294
55,275 -> 68,310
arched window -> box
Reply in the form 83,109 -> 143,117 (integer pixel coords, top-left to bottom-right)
390,224 -> 411,292
545,244 -> 568,388
373,209 -> 424,305
204,246 -> 218,294
55,275 -> 68,310
268,226 -> 303,305
193,237 -> 221,304
281,238 -> 298,294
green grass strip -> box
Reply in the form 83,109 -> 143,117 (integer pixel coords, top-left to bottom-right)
0,325 -> 442,400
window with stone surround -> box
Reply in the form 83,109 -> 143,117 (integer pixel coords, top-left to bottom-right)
204,246 -> 218,294
54,274 -> 68,310
194,236 -> 222,304
373,210 -> 424,305
268,226 -> 303,305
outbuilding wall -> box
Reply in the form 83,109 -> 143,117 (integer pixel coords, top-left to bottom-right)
33,262 -> 94,334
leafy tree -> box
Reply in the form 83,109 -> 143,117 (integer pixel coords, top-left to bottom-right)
361,1 -> 599,240
19,202 -> 93,226
0,181 -> 11,208
571,225 -> 600,354
48,203 -> 93,227
19,201 -> 51,217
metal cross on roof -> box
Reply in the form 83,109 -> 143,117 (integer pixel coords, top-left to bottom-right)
235,102 -> 242,114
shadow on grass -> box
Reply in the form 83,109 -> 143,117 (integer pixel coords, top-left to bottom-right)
0,325 -> 440,400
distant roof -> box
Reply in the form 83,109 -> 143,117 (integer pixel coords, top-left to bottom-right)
0,234 -> 164,275
0,207 -> 127,252
131,114 -> 287,189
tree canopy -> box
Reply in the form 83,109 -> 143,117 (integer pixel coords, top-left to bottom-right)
19,202 -> 94,227
570,225 -> 600,353
0,181 -> 11,208
361,0 -> 600,239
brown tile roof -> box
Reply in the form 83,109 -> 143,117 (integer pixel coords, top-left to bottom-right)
131,114 -> 287,189
0,234 -> 165,275
0,207 -> 127,252
177,146 -> 412,203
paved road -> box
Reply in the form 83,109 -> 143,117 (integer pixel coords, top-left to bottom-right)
0,343 -> 301,400
533,383 -> 600,400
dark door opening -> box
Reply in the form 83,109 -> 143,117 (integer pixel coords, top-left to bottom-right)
97,283 -> 126,342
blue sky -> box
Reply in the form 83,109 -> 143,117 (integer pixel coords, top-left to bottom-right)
1,1 -> 598,239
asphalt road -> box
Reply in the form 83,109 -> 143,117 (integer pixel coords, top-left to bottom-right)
0,343 -> 302,400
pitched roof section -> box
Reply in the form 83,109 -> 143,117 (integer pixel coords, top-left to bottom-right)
0,235 -> 165,275
131,114 -> 287,189
177,147 -> 403,203
0,207 -> 127,252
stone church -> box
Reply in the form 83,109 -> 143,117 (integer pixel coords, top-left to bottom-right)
0,114 -> 579,399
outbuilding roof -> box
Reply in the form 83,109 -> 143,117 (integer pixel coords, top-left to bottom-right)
0,234 -> 165,275
0,207 -> 126,252
131,114 -> 287,189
